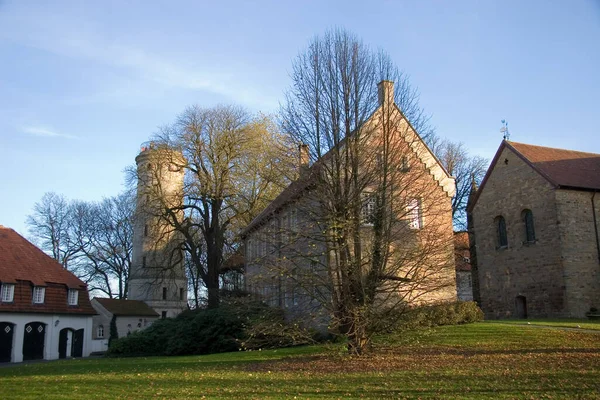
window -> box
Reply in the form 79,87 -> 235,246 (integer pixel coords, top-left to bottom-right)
361,193 -> 376,225
97,325 -> 105,338
179,288 -> 184,301
290,208 -> 298,232
144,224 -> 148,237
407,198 -> 423,229
246,239 -> 252,260
495,216 -> 508,248
142,256 -> 146,268
522,209 -> 536,243
68,289 -> 79,305
400,156 -> 410,172
1,284 -> 15,302
162,287 -> 167,300
32,286 -> 45,304
161,311 -> 167,319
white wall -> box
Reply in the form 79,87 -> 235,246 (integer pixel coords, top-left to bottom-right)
0,313 -> 93,363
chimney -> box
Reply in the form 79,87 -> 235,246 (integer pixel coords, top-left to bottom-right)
377,80 -> 395,106
299,143 -> 309,177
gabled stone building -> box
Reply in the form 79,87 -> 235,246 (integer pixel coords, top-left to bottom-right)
469,140 -> 600,318
242,81 -> 457,327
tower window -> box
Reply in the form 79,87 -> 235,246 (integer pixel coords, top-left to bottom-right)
144,224 -> 148,237
495,216 -> 508,248
522,209 -> 536,243
142,256 -> 146,267
162,287 -> 167,300
179,288 -> 184,301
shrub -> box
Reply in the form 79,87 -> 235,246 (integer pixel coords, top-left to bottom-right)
394,301 -> 484,331
107,298 -> 315,357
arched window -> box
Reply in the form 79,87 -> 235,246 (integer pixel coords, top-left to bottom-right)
495,216 -> 508,248
522,209 -> 536,243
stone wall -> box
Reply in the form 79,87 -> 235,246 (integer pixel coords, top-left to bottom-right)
555,189 -> 600,316
473,146 -> 566,318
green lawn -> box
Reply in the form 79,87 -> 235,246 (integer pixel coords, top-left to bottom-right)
486,318 -> 600,331
1,322 -> 599,399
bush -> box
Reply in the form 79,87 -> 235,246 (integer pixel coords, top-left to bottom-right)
395,301 -> 484,331
107,298 -> 315,357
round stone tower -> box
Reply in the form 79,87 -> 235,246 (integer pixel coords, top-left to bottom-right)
128,142 -> 188,318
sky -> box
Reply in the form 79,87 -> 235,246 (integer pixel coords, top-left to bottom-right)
1,0 -> 599,236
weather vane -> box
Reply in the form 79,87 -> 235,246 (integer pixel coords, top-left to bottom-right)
500,119 -> 510,141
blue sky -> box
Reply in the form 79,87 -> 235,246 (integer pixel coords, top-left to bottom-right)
1,0 -> 599,236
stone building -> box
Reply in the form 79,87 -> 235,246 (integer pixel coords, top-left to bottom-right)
0,226 -> 96,363
127,143 -> 188,318
469,140 -> 600,318
242,81 -> 457,328
454,231 -> 473,301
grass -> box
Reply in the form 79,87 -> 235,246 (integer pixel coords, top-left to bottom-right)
1,322 -> 599,399
485,318 -> 600,331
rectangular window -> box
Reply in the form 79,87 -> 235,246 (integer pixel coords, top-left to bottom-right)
407,198 -> 423,229
162,287 -> 167,300
68,289 -> 79,306
32,286 -> 45,304
290,207 -> 298,232
179,288 -> 184,301
247,239 -> 253,260
361,193 -> 376,225
161,311 -> 167,319
1,284 -> 15,302
97,325 -> 105,338
144,224 -> 148,237
281,213 -> 289,242
142,256 -> 146,268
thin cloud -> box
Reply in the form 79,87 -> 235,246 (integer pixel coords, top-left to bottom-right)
21,126 -> 77,139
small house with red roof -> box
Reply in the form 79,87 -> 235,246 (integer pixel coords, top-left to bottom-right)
0,226 -> 96,363
469,141 -> 600,319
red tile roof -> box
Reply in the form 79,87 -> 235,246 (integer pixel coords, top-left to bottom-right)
93,298 -> 159,317
0,226 -> 96,315
508,142 -> 600,190
469,141 -> 600,212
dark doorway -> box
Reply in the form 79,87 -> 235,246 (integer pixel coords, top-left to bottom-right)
72,329 -> 84,358
0,322 -> 14,362
58,328 -> 70,359
59,328 -> 84,358
515,295 -> 528,319
23,322 -> 45,360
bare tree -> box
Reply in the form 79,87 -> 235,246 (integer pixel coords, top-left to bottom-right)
265,29 -> 456,354
26,191 -> 135,298
78,192 -> 135,298
144,107 -> 294,309
26,192 -> 84,270
431,140 -> 487,230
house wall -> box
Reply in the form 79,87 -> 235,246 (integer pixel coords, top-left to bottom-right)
473,146 -> 566,318
244,108 -> 456,329
555,189 -> 600,317
0,312 -> 93,363
91,303 -> 159,342
456,271 -> 473,301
